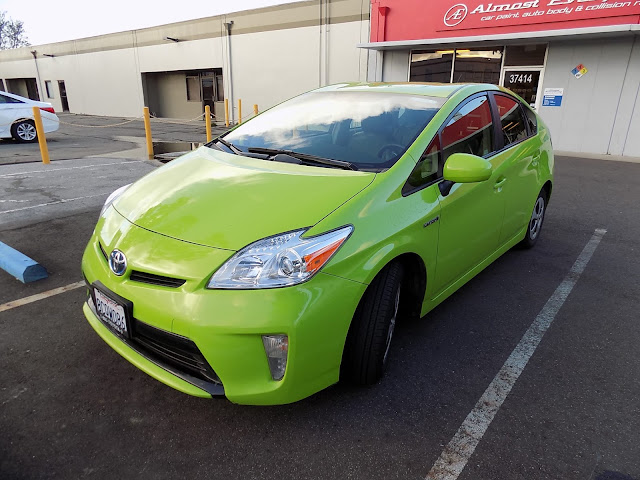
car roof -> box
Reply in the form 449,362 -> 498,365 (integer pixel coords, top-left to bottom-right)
313,82 -> 500,98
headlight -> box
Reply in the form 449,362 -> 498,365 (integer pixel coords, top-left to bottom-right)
100,184 -> 131,217
207,225 -> 353,289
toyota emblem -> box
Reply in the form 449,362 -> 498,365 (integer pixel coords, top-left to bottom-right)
109,249 -> 127,276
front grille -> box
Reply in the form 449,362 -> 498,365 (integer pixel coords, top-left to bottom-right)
129,271 -> 186,288
131,320 -> 221,385
98,242 -> 185,288
99,242 -> 108,262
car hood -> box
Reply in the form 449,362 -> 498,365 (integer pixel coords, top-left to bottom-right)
112,147 -> 375,250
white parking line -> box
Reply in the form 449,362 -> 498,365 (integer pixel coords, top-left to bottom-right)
0,194 -> 107,215
0,160 -> 143,178
0,281 -> 85,314
425,228 -> 607,480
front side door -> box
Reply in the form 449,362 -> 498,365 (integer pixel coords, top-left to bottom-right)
0,93 -> 25,138
58,81 -> 69,112
432,94 -> 510,297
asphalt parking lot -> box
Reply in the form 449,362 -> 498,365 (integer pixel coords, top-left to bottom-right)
1,149 -> 639,479
0,112 -> 227,165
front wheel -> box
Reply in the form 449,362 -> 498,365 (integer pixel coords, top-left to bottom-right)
11,120 -> 38,143
520,190 -> 546,248
341,262 -> 404,385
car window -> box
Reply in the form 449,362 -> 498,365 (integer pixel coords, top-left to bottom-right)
0,94 -> 23,104
221,91 -> 445,172
523,106 -> 537,135
404,136 -> 440,193
495,94 -> 528,147
441,95 -> 494,162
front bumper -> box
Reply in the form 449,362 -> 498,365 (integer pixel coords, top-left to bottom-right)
81,212 -> 366,405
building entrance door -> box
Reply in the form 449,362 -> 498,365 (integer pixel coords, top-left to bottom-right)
58,81 -> 69,111
501,68 -> 543,109
200,74 -> 215,114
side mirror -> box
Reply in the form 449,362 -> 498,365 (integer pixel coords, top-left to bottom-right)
443,153 -> 493,183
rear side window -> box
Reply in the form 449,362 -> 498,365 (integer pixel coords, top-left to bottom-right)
441,95 -> 494,161
523,106 -> 537,135
495,95 -> 527,147
0,94 -> 23,104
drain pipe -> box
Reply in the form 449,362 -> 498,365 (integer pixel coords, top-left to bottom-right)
224,21 -> 235,124
30,50 -> 44,101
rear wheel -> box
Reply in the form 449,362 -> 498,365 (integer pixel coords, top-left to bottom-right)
520,190 -> 546,248
11,120 -> 38,143
341,262 -> 404,385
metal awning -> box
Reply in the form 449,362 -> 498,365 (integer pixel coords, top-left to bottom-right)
358,24 -> 640,50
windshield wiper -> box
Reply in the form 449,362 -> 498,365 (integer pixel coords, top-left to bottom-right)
211,137 -> 270,159
215,137 -> 244,155
247,147 -> 358,171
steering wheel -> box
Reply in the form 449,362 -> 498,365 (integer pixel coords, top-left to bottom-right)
377,143 -> 405,161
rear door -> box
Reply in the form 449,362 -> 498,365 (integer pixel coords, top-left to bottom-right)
490,93 -> 542,245
431,93 -> 511,296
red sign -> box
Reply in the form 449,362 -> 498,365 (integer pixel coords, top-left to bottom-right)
370,0 -> 640,42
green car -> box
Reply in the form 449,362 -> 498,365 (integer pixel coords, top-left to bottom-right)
82,83 -> 553,405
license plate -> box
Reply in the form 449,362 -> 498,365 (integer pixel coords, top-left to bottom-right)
93,288 -> 129,337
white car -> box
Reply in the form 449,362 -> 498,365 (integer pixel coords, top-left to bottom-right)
0,91 -> 59,142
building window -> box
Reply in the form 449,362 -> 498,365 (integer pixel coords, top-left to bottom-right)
186,75 -> 200,102
504,44 -> 547,67
410,48 -> 503,84
452,49 -> 503,84
215,75 -> 224,101
410,51 -> 454,83
45,80 -> 54,98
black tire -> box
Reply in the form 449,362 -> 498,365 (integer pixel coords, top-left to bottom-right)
341,262 -> 404,385
520,189 -> 547,249
11,120 -> 38,143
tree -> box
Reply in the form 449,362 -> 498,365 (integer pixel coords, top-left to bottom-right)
0,11 -> 30,50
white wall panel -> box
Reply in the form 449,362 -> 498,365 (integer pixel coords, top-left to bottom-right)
540,38 -> 636,156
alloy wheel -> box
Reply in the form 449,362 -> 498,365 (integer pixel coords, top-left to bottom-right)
529,197 -> 545,240
17,122 -> 37,141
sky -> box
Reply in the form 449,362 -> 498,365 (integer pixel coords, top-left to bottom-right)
0,0 -> 302,46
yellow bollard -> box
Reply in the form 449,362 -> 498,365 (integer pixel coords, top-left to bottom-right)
253,104 -> 258,116
32,106 -> 50,165
143,107 -> 153,160
224,99 -> 229,127
205,105 -> 212,142
238,99 -> 242,124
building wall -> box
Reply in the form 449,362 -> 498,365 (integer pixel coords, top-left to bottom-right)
381,50 -> 409,82
0,0 -> 371,121
540,37 -> 640,157
617,38 -> 640,157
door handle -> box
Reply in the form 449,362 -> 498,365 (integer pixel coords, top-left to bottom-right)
494,177 -> 507,192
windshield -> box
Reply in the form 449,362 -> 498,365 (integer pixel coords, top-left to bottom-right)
216,91 -> 445,172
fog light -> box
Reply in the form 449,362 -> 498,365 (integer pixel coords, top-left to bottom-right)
262,334 -> 288,381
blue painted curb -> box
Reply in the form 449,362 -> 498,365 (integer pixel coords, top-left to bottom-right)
0,241 -> 48,284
